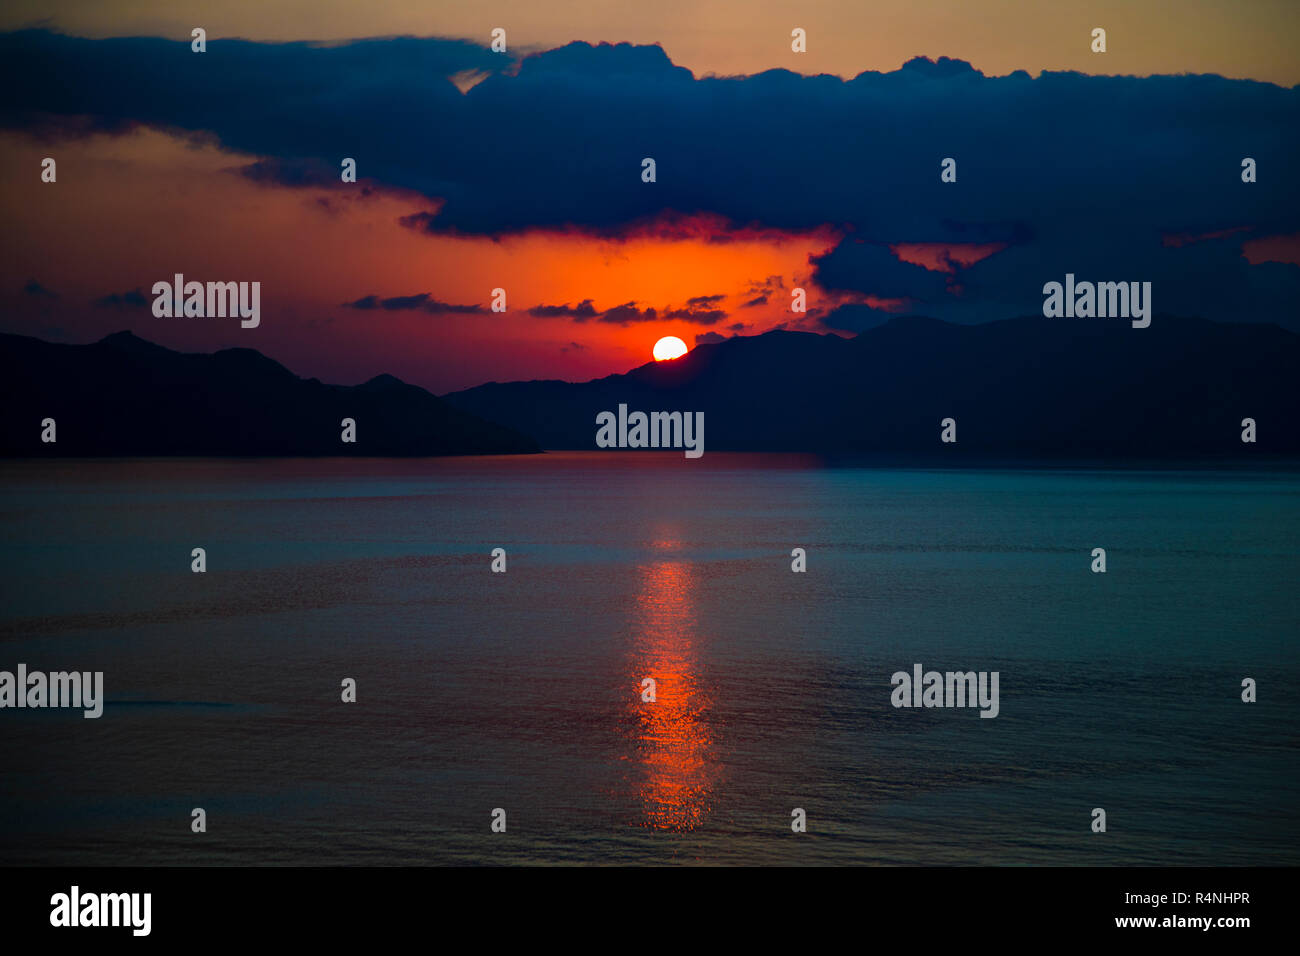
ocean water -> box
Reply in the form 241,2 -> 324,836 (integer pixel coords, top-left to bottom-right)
0,453 -> 1296,866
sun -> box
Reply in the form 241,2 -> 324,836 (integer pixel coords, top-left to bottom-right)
653,336 -> 688,361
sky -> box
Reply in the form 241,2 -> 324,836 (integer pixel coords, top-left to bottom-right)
1,2 -> 1297,393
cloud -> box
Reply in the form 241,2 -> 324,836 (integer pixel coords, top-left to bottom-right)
745,275 -> 786,294
695,331 -> 727,345
23,279 -> 57,298
889,241 -> 1009,273
592,301 -> 657,325
554,299 -> 730,326
528,300 -> 597,318
238,157 -> 338,188
1161,226 -> 1252,248
423,299 -> 485,315
380,292 -> 430,310
661,306 -> 726,324
345,293 -> 484,314
812,240 -> 952,301
4,32 -> 1298,325
92,288 -> 148,308
532,297 -> 726,324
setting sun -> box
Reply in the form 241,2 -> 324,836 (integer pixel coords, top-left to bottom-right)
653,336 -> 688,361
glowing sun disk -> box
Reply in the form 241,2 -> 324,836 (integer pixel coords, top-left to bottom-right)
653,336 -> 688,361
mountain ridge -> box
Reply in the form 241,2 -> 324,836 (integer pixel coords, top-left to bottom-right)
444,313 -> 1299,458
0,330 -> 541,457
2,315 -> 1294,459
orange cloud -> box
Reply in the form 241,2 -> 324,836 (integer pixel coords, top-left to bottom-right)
889,242 -> 1008,273
1242,232 -> 1300,266
1161,226 -> 1252,248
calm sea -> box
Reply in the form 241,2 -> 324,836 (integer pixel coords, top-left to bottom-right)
1,453 -> 1297,865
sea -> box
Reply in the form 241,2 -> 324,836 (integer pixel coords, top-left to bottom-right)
0,453 -> 1296,865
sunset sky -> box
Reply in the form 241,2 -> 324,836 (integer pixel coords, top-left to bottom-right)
1,1 -> 1297,392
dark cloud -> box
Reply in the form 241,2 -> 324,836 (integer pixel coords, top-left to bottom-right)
811,240 -> 951,300
533,297 -> 724,324
345,293 -> 484,314
424,299 -> 485,315
746,275 -> 786,294
589,301 -> 732,325
23,279 -> 57,298
381,293 -> 430,310
3,31 -> 1298,324
740,295 -> 768,308
528,300 -> 597,318
695,331 -> 727,345
92,288 -> 147,308
559,341 -> 586,353
592,302 -> 657,325
661,306 -> 727,324
238,157 -> 338,188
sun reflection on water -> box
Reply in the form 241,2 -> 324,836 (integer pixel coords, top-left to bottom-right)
628,536 -> 717,831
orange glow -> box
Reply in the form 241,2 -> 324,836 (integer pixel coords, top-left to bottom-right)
653,336 -> 688,361
889,242 -> 1008,273
0,127 -> 856,393
627,541 -> 715,831
1162,226 -> 1252,248
1242,232 -> 1300,266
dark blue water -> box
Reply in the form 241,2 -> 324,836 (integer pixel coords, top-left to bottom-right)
1,454 -> 1296,864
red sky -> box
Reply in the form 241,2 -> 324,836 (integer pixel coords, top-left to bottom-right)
3,2 -> 1296,393
2,126 -> 974,392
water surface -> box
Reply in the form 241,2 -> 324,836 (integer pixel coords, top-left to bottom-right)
1,454 -> 1296,865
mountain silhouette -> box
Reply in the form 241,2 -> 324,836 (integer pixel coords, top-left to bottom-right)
0,331 -> 540,456
444,315 -> 1300,460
